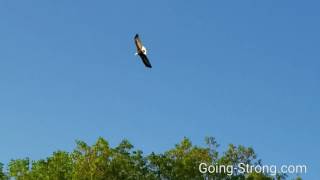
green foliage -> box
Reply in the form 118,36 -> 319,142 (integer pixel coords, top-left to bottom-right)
149,137 -> 213,180
0,163 -> 8,180
8,158 -> 31,180
1,137 -> 298,180
30,151 -> 72,180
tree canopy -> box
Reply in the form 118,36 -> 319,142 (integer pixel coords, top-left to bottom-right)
0,137 -> 302,180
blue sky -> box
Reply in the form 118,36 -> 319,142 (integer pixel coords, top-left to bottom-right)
0,0 -> 319,179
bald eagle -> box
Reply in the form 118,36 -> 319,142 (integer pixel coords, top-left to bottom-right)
134,34 -> 152,68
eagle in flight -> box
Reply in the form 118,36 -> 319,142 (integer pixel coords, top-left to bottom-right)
134,34 -> 152,68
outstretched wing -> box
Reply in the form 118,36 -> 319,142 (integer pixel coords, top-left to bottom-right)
139,53 -> 152,68
134,34 -> 143,52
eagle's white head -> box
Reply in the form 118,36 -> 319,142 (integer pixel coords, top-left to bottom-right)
135,46 -> 147,56
141,46 -> 147,55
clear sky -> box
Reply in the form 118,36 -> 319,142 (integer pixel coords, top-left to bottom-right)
0,0 -> 319,179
